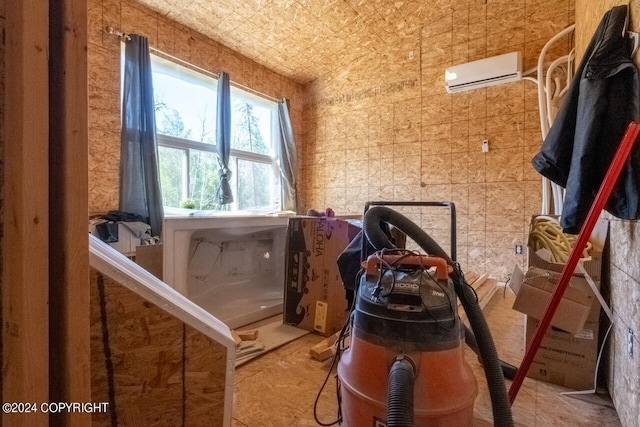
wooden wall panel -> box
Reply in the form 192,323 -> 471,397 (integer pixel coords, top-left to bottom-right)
90,269 -> 227,427
575,2 -> 640,425
302,0 -> 576,279
574,0 -> 640,59
184,327 -> 227,426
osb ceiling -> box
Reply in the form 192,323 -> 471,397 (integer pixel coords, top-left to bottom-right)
136,0 -> 449,84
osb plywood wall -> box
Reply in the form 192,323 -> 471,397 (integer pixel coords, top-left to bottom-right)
87,0 -> 304,215
301,0 -> 575,278
575,1 -> 640,425
90,268 -> 227,426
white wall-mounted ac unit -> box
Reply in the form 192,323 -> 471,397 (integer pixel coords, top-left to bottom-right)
444,52 -> 522,93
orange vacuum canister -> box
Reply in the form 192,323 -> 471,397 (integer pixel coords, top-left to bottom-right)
337,253 -> 478,427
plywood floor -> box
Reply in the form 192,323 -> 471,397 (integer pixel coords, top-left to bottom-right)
232,288 -> 621,426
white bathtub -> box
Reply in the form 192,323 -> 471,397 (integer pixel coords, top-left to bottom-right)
163,214 -> 289,329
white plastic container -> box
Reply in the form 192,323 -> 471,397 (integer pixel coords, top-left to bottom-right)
163,214 -> 289,329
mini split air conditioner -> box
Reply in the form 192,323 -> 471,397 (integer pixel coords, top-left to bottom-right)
444,52 -> 522,93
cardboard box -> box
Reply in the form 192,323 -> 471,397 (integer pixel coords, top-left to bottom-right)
135,244 -> 163,280
283,217 -> 360,336
525,317 -> 601,390
510,266 -> 599,335
510,217 -> 608,334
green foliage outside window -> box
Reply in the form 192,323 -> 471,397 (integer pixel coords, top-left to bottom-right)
151,54 -> 278,212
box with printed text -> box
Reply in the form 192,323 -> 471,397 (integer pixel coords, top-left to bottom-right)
525,317 -> 602,390
283,217 -> 360,336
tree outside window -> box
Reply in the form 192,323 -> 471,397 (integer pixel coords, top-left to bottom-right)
151,54 -> 280,212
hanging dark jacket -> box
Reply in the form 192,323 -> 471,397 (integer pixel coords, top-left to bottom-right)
531,4 -> 640,234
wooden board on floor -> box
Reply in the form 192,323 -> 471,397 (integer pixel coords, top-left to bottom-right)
235,321 -> 309,366
458,273 -> 499,323
309,332 -> 340,361
236,329 -> 259,341
464,271 -> 480,285
475,278 -> 499,310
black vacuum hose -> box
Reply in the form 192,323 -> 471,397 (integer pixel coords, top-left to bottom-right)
387,357 -> 415,427
363,206 -> 514,427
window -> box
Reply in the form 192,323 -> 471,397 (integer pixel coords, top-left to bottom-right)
151,54 -> 281,212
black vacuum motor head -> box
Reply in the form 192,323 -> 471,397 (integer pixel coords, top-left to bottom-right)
353,252 -> 462,351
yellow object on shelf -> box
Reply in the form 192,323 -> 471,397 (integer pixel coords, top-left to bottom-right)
528,217 -> 592,263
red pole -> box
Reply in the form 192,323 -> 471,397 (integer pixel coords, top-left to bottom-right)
509,121 -> 640,404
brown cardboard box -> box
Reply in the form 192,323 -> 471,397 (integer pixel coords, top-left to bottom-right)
283,217 -> 360,336
525,317 -> 601,390
510,266 -> 598,335
510,217 -> 608,335
135,244 -> 163,280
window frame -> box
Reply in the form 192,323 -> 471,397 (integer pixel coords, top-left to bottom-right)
151,53 -> 282,213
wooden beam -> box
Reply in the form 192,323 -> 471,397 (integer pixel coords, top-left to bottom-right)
3,0 -> 50,425
48,0 -> 90,425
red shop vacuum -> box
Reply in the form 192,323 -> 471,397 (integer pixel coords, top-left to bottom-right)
323,204 -> 513,427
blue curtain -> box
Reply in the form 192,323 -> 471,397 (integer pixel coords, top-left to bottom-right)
120,34 -> 164,237
277,99 -> 298,212
215,72 -> 234,205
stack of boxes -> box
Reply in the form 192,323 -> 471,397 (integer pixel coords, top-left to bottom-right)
510,216 -> 608,390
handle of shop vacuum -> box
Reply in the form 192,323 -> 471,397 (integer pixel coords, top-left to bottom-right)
364,254 -> 452,280
362,201 -> 457,262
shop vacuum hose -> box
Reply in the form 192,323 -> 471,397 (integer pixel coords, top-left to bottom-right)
387,357 -> 415,427
363,206 -> 514,427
